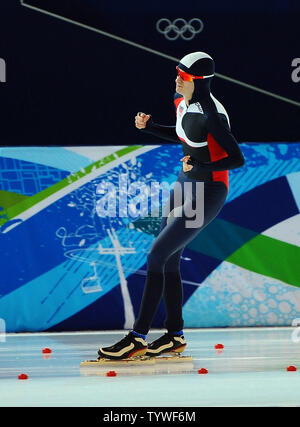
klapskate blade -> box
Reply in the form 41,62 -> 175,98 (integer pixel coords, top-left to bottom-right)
80,357 -> 155,367
154,355 -> 194,363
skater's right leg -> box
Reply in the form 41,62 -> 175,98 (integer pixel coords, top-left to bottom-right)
163,249 -> 184,334
133,205 -> 199,336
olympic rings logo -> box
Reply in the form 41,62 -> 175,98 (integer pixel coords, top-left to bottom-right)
156,18 -> 204,41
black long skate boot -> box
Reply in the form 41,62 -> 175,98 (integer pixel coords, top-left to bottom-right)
97,332 -> 148,360
145,332 -> 186,357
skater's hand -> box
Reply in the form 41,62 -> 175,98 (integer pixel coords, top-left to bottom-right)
180,155 -> 194,172
135,112 -> 151,129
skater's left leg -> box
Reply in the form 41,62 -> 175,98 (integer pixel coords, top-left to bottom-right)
133,207 -> 203,336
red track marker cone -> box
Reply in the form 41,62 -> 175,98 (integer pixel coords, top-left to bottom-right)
198,368 -> 208,374
18,373 -> 28,380
286,365 -> 297,372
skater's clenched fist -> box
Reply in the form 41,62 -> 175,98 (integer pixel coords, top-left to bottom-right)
135,112 -> 151,129
180,155 -> 194,172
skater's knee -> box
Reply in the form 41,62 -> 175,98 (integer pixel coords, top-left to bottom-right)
164,254 -> 182,272
147,249 -> 166,271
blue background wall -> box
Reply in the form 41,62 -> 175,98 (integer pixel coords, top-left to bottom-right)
0,144 -> 300,332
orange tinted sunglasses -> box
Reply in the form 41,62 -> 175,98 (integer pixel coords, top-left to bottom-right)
176,66 -> 204,82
